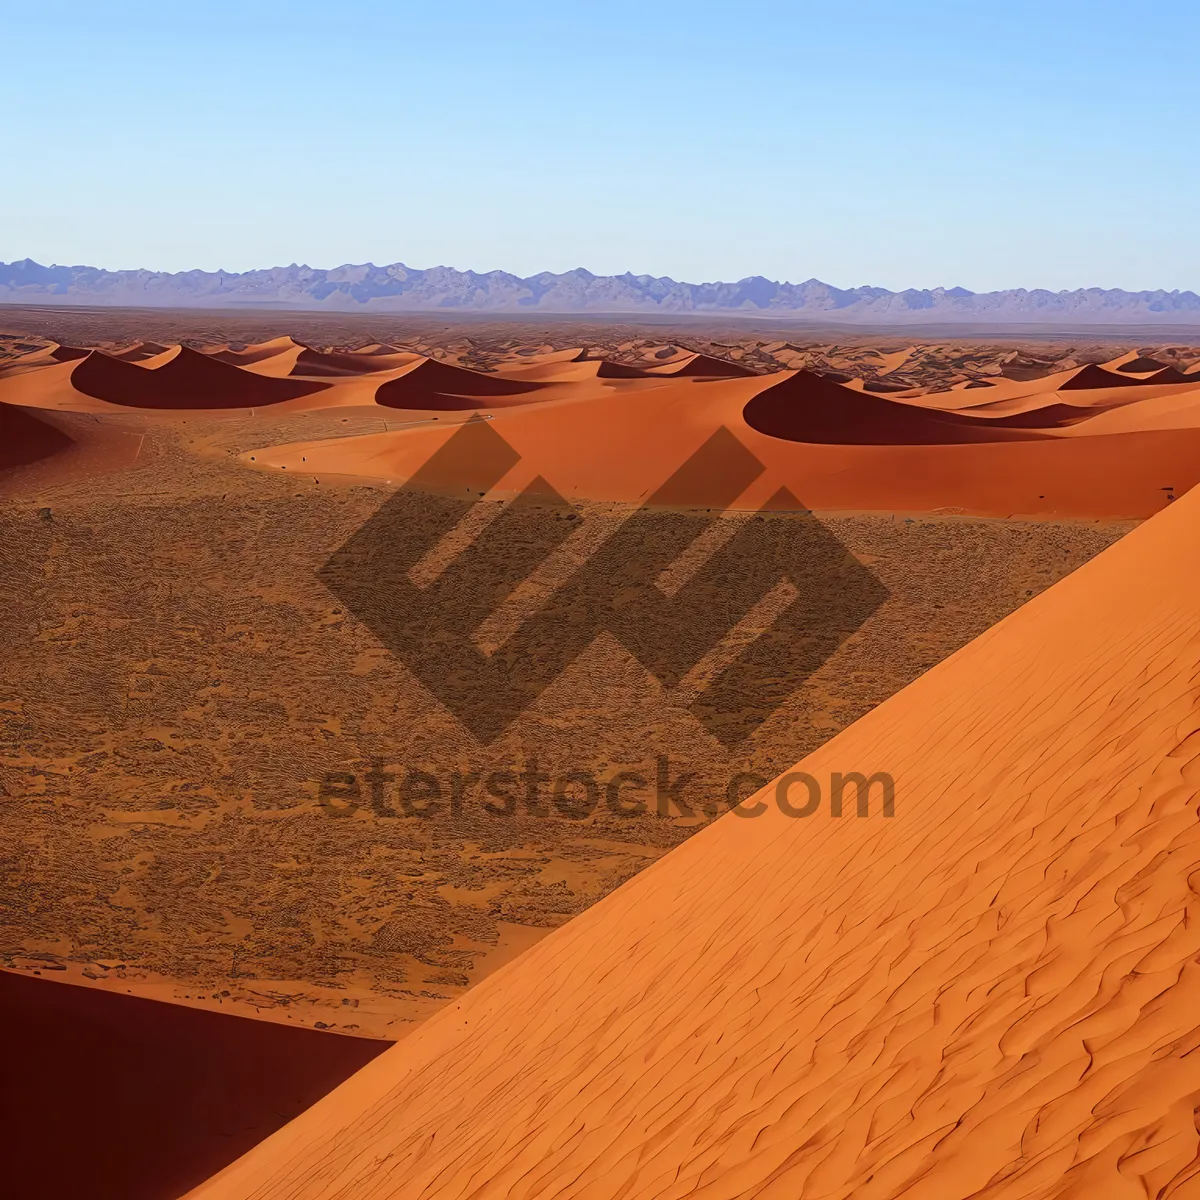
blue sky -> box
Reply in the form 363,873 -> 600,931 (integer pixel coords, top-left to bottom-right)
5,0 -> 1198,291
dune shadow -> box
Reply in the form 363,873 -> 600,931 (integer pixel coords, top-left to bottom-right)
374,360 -> 546,409
0,970 -> 388,1200
71,348 -> 329,409
0,402 -> 74,470
743,370 -> 1050,445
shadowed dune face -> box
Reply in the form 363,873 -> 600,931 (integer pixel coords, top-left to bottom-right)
742,370 -> 1049,444
289,348 -> 421,377
48,344 -> 92,363
203,336 -> 302,366
647,352 -> 757,378
374,358 -> 547,409
595,358 -> 655,378
0,400 -> 74,469
1,969 -> 387,1200
1146,365 -> 1197,384
71,347 -> 330,409
1058,362 -> 1155,390
1114,355 -> 1167,373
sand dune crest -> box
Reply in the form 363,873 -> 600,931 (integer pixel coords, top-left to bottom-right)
71,347 -> 330,409
374,357 -> 548,409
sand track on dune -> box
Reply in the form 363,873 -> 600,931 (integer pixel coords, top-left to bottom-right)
190,473 -> 1200,1200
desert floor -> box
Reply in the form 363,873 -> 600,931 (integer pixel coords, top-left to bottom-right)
3,307 -> 1199,1198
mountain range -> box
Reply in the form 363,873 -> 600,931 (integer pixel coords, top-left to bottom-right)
3,258 -> 1199,324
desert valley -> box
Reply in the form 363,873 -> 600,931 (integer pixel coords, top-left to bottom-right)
4,302 -> 1200,1196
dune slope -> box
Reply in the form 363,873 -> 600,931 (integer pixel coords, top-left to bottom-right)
191,478 -> 1200,1198
374,357 -> 547,408
71,347 -> 329,408
743,370 -> 1049,443
0,399 -> 74,469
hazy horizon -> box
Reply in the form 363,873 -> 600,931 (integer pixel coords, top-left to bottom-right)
6,0 -> 1198,294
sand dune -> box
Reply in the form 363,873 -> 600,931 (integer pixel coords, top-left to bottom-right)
9,318 -> 1200,1198
643,351 -> 757,378
500,346 -> 589,367
244,369 -> 1200,518
492,359 -> 605,383
0,398 -> 74,468
0,395 -> 149,494
203,335 -> 303,366
374,357 -> 549,409
289,347 -> 423,377
1144,365 -> 1197,384
17,341 -> 92,365
5,333 -> 1200,517
0,341 -> 92,378
743,370 -> 1048,444
71,347 -> 330,408
1059,362 -> 1157,390
1113,354 -> 1168,374
188,445 -> 1200,1200
107,340 -> 173,362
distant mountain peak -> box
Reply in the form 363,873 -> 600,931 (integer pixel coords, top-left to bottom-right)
1,258 -> 1198,324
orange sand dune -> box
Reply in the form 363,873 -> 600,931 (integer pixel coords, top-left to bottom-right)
1145,365 -> 1197,385
914,365 -> 1197,414
70,347 -> 330,409
1102,348 -> 1149,372
1055,384 -> 1200,436
494,350 -> 603,383
0,341 -> 92,377
1059,362 -> 1156,390
492,358 -> 605,383
202,336 -> 306,377
191,462 -> 1200,1200
1113,355 -> 1168,374
643,351 -> 757,378
132,344 -> 188,369
873,345 -> 917,375
245,370 -> 1200,518
0,349 -> 495,417
18,341 -> 92,365
108,340 -> 173,362
499,346 -> 589,367
595,358 -> 657,378
0,356 -> 159,412
0,392 -> 151,494
289,347 -> 423,377
203,335 -> 303,366
374,357 -> 550,409
0,398 -> 74,468
743,370 -> 1047,443
0,356 -> 131,412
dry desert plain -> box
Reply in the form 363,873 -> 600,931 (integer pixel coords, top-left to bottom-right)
4,306 -> 1200,1197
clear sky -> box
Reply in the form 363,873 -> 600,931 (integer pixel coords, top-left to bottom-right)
5,0 -> 1198,291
